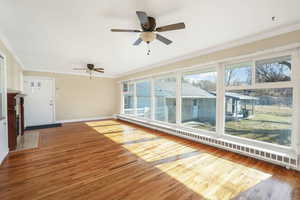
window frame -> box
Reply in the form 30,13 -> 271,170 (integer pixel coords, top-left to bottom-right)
153,74 -> 177,124
179,66 -> 218,134
120,45 -> 300,154
221,50 -> 297,150
134,78 -> 152,120
121,81 -> 135,116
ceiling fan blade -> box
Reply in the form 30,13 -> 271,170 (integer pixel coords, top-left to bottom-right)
156,22 -> 185,32
133,38 -> 143,46
156,34 -> 172,45
73,68 -> 86,70
111,29 -> 141,33
94,69 -> 104,73
94,67 -> 104,70
136,11 -> 149,26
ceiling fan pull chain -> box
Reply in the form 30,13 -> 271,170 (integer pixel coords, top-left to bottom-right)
147,42 -> 151,55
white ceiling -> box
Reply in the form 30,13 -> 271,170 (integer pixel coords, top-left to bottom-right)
1,0 -> 300,77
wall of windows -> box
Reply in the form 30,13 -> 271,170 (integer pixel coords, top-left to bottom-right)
121,47 -> 299,151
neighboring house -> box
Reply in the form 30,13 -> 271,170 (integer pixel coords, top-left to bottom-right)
126,81 -> 257,124
224,92 -> 258,121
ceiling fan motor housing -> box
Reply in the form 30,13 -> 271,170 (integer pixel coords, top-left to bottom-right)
87,64 -> 94,70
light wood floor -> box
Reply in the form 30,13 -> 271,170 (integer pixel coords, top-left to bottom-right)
0,120 -> 300,200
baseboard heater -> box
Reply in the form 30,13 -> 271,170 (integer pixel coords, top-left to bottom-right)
117,114 -> 299,171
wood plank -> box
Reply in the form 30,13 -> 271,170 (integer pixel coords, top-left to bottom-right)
0,119 -> 299,200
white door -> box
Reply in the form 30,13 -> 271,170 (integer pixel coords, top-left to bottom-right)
0,55 -> 8,158
24,77 -> 55,126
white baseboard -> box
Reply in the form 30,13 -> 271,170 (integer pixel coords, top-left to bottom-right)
56,116 -> 114,124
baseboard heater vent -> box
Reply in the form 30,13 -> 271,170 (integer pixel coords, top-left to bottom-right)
117,115 -> 299,171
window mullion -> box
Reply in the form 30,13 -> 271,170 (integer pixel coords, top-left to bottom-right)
133,82 -> 137,116
120,83 -> 124,114
252,59 -> 256,87
151,78 -> 155,121
216,63 -> 225,137
176,72 -> 182,125
291,49 -> 300,154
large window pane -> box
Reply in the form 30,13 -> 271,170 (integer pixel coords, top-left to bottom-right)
256,56 -> 291,83
154,77 -> 176,123
136,81 -> 151,118
181,70 -> 217,132
225,88 -> 292,146
123,83 -> 134,115
225,62 -> 252,86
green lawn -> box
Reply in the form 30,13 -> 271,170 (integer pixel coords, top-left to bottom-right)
184,105 -> 292,146
226,105 -> 292,146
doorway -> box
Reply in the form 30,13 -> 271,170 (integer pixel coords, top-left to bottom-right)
24,76 -> 55,127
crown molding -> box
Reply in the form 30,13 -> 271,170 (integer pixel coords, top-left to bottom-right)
24,68 -> 117,78
115,21 -> 300,78
0,30 -> 25,70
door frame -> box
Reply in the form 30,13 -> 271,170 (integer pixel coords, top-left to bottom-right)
24,76 -> 56,126
0,50 -> 8,161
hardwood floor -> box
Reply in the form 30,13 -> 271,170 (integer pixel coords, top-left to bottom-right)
0,120 -> 300,200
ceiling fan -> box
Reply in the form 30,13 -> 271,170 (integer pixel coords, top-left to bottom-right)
73,64 -> 104,79
111,11 -> 186,54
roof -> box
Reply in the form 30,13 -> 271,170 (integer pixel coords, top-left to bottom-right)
136,81 -> 257,100
224,92 -> 258,100
154,82 -> 215,98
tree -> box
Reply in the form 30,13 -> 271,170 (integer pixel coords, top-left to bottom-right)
256,61 -> 291,83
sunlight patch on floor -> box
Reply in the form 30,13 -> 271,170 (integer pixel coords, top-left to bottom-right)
102,130 -> 158,143
156,153 -> 271,200
123,139 -> 196,162
87,121 -> 272,200
85,120 -> 121,127
92,124 -> 135,134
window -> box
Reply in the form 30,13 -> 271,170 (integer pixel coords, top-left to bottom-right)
121,48 -> 299,151
225,88 -> 292,146
136,80 -> 151,118
256,56 -> 291,83
224,55 -> 294,146
181,69 -> 217,132
225,62 -> 252,86
154,76 -> 176,123
123,83 -> 134,115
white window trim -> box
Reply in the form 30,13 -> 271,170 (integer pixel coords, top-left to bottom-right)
180,65 -> 217,133
119,43 -> 300,155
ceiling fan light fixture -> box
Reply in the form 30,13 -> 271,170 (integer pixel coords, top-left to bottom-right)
140,32 -> 156,43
